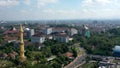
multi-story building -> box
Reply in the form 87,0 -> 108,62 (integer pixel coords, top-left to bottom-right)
52,27 -> 68,33
45,35 -> 53,39
53,33 -> 69,43
43,27 -> 52,35
25,29 -> 35,38
67,28 -> 78,36
31,34 -> 45,44
29,29 -> 35,37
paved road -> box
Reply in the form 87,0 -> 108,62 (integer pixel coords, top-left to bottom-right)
64,43 -> 87,68
87,54 -> 115,59
64,54 -> 86,68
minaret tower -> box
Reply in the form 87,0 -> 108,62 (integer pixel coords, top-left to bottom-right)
19,25 -> 26,62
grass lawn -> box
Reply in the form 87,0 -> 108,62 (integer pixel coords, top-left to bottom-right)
0,60 -> 15,68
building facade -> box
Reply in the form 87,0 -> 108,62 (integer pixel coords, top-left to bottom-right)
25,29 -> 35,38
43,28 -> 52,35
53,33 -> 69,43
31,35 -> 45,43
67,28 -> 78,36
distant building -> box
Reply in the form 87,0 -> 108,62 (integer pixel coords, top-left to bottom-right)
52,27 -> 68,33
0,26 -> 4,30
8,51 -> 17,59
29,29 -> 35,37
52,27 -> 78,36
80,25 -> 91,38
67,28 -> 78,36
3,27 -> 19,35
0,53 -> 8,59
45,35 -> 53,39
91,27 -> 106,34
85,30 -> 91,38
113,45 -> 120,57
78,29 -> 84,35
53,33 -> 69,43
3,36 -> 18,43
25,29 -> 35,38
24,27 -> 30,31
78,25 -> 88,35
31,33 -> 45,43
43,28 -> 52,35
34,43 -> 45,50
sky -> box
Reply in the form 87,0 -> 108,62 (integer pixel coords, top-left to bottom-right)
0,0 -> 120,21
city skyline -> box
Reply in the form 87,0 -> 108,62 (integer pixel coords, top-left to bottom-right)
0,0 -> 120,21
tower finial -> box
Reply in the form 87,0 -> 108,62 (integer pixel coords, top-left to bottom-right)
19,25 -> 26,62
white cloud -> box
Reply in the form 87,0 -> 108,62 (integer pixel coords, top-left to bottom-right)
37,0 -> 59,8
79,0 -> 120,19
43,9 -> 78,15
20,9 -> 33,14
81,0 -> 120,9
0,0 -> 19,7
42,9 -> 80,19
93,0 -> 111,5
23,0 -> 31,5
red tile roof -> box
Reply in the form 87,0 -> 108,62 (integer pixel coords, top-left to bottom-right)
52,27 -> 69,32
3,30 -> 19,34
32,32 -> 45,37
63,52 -> 73,57
1,53 -> 8,58
4,36 -> 18,41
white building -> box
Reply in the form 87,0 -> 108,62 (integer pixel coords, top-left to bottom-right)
52,27 -> 68,33
31,34 -> 45,43
67,28 -> 78,36
53,33 -> 69,43
29,29 -> 35,37
43,28 -> 52,35
45,35 -> 53,39
25,28 -> 35,38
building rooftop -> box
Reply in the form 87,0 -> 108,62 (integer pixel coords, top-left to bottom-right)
63,52 -> 73,58
54,32 -> 69,37
113,45 -> 120,52
32,33 -> 45,37
3,30 -> 19,35
4,36 -> 18,41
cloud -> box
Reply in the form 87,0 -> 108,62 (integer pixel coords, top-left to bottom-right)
79,0 -> 120,19
23,0 -> 31,5
81,0 -> 120,9
43,9 -> 78,15
0,0 -> 19,7
20,9 -> 33,14
37,0 -> 59,8
42,9 -> 80,19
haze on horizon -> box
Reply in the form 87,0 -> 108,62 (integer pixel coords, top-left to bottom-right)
0,0 -> 120,21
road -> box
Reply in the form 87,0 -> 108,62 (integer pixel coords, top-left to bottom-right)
64,43 -> 87,68
87,54 -> 115,60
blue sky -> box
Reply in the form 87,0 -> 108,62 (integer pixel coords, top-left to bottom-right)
0,0 -> 120,21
